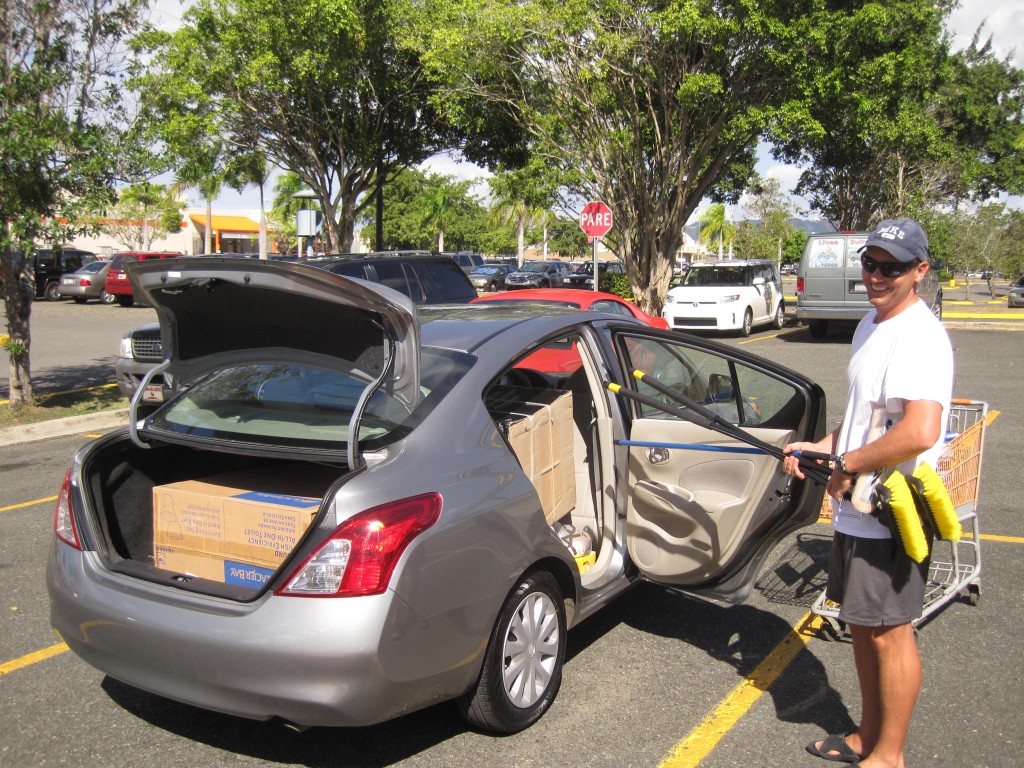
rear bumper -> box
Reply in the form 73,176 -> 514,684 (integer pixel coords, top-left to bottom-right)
47,541 -> 484,728
795,305 -> 870,321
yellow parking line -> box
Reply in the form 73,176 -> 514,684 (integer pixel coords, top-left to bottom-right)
658,612 -> 822,768
0,642 -> 69,676
0,496 -> 58,514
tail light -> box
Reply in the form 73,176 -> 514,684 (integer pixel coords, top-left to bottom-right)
796,277 -> 804,293
54,471 -> 82,550
79,278 -> 92,287
277,493 -> 442,597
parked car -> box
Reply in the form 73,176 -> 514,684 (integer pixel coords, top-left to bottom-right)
796,232 -> 942,338
115,252 -> 476,400
1008,276 -> 1024,308
57,260 -> 115,304
663,259 -> 785,336
442,250 -> 485,274
104,251 -> 185,306
504,260 -> 575,289
468,263 -> 516,292
48,258 -> 827,735
563,260 -> 625,290
2,247 -> 97,300
472,288 -> 670,330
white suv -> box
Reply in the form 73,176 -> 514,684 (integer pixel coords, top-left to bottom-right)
663,259 -> 784,336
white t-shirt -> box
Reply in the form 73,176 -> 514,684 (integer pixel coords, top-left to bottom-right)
832,299 -> 954,538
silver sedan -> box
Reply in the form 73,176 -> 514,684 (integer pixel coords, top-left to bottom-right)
47,259 -> 827,734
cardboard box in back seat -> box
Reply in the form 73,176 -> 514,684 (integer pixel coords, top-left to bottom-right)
152,469 -> 323,584
491,387 -> 575,524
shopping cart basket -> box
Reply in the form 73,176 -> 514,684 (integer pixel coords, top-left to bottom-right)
811,399 -> 989,638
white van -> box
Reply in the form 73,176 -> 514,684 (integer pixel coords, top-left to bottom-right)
796,232 -> 942,338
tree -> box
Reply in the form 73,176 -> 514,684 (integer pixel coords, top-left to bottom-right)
140,0 -> 461,254
732,177 -> 800,262
423,0 -> 927,314
169,147 -> 227,255
697,204 -> 735,259
98,183 -> 182,249
773,10 -> 1024,229
1,0 -> 148,407
225,151 -> 274,259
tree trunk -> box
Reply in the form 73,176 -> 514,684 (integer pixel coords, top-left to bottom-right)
1,248 -> 35,407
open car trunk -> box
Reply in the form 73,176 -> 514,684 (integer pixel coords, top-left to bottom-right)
77,436 -> 347,599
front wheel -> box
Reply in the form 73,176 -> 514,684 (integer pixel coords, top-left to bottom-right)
458,571 -> 566,734
738,308 -> 753,337
931,291 -> 942,320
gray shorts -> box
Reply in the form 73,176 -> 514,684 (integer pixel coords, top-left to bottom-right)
826,531 -> 930,626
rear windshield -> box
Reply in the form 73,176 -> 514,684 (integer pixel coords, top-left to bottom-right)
142,347 -> 474,454
109,254 -> 139,270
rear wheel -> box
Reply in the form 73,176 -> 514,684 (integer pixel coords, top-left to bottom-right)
808,320 -> 829,339
458,571 -> 566,734
73,297 -> 88,304
44,282 -> 62,301
100,290 -> 116,305
115,295 -> 134,307
772,302 -> 785,330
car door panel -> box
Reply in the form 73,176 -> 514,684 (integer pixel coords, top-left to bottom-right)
609,327 -> 826,598
625,420 -> 795,583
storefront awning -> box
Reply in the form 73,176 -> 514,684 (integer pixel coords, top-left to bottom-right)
189,214 -> 262,233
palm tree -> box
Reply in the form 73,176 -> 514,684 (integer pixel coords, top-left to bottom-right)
226,151 -> 274,259
698,204 -> 735,260
171,151 -> 226,254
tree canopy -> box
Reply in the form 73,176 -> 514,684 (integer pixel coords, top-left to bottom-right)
139,0 -> 464,254
1,0 -> 149,406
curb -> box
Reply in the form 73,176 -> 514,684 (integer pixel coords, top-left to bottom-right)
0,408 -> 129,447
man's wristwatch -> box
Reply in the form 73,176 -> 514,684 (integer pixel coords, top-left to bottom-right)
834,453 -> 857,478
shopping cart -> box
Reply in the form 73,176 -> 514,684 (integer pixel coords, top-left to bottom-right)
811,399 -> 989,639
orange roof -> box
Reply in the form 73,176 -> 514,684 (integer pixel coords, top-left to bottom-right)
189,214 -> 262,233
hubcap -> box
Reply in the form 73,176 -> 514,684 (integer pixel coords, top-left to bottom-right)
501,592 -> 559,708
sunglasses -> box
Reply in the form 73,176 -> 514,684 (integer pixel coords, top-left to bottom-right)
860,254 -> 919,278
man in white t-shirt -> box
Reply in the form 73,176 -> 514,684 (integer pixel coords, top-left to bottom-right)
783,218 -> 954,768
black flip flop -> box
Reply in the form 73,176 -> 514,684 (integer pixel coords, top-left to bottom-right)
805,733 -> 862,763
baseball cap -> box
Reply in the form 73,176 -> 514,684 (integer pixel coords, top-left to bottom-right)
858,218 -> 930,263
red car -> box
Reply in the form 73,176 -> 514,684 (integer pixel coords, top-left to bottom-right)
472,288 -> 669,329
104,251 -> 184,306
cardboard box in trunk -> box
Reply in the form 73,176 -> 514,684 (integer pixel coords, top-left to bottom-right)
152,469 -> 323,582
154,545 -> 276,589
492,387 -> 575,524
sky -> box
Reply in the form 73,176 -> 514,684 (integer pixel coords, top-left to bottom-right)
148,0 -> 1023,217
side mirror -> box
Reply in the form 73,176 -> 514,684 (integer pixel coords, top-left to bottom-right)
708,373 -> 734,402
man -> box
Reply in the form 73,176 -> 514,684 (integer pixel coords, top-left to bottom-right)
783,218 -> 953,768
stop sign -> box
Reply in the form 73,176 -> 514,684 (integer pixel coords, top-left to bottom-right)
579,201 -> 613,239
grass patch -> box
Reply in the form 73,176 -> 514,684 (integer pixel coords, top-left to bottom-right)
0,384 -> 128,430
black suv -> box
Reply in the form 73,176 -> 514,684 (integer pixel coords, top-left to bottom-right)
1,247 -> 97,300
115,252 -> 477,399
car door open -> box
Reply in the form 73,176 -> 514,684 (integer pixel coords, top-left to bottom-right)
611,330 -> 826,599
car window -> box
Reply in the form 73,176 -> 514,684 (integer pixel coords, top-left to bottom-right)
415,259 -> 476,302
80,261 -> 106,274
615,335 -> 803,428
372,262 -> 425,303
589,299 -> 633,317
144,348 -> 474,452
36,252 -> 57,270
109,254 -> 138,270
681,266 -> 749,287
